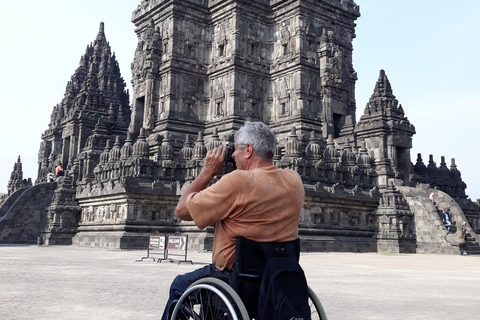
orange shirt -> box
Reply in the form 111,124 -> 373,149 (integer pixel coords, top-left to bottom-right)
186,166 -> 304,271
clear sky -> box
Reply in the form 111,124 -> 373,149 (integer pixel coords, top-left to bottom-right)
0,0 -> 479,201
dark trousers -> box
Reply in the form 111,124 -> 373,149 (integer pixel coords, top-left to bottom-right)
161,264 -> 224,320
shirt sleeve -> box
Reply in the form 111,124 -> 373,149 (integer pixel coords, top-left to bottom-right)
186,173 -> 238,229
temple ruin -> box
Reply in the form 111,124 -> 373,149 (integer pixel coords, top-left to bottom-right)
1,0 -> 479,254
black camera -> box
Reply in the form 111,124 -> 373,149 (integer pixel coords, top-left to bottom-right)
216,142 -> 235,164
216,142 -> 236,172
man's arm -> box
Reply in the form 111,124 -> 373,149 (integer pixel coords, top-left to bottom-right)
175,145 -> 227,221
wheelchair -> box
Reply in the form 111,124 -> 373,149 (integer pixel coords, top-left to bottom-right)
169,237 -> 327,320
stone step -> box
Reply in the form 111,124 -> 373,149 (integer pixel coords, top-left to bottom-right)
463,249 -> 480,255
466,242 -> 478,247
463,242 -> 480,255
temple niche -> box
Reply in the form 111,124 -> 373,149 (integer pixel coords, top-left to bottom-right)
1,0 -> 479,254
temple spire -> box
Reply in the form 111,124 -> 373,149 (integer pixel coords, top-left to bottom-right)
7,156 -> 32,196
362,69 -> 407,118
96,22 -> 105,42
370,69 -> 395,100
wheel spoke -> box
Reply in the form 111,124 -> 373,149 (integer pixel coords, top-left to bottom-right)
170,278 -> 250,320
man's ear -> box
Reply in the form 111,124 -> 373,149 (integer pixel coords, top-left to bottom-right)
245,143 -> 253,158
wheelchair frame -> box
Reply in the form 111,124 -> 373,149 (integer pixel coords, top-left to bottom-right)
170,276 -> 327,320
169,237 -> 327,319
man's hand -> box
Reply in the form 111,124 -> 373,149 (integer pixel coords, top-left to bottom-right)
175,145 -> 227,221
201,145 -> 227,178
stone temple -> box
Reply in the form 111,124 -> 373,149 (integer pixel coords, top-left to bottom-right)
1,0 -> 479,254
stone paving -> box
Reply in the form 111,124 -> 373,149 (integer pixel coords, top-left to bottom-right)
0,245 -> 479,320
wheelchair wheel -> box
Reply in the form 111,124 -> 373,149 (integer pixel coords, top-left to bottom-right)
308,286 -> 328,320
170,277 -> 250,320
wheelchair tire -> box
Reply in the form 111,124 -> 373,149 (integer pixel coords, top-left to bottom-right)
308,286 -> 328,320
170,277 -> 250,320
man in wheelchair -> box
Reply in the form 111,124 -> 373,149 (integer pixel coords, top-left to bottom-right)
162,121 -> 306,320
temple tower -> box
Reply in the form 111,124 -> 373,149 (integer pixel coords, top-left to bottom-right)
355,70 -> 416,189
36,22 -> 130,184
130,0 -> 360,152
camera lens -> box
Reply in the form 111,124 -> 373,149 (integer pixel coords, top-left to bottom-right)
225,142 -> 235,163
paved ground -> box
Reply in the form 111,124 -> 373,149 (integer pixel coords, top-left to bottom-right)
0,245 -> 479,320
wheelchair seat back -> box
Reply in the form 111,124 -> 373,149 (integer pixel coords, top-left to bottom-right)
229,237 -> 301,318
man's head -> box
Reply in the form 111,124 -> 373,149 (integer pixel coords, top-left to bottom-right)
233,121 -> 276,169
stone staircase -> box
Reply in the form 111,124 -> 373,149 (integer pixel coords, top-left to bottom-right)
433,190 -> 480,255
398,186 -> 480,255
0,182 -> 56,244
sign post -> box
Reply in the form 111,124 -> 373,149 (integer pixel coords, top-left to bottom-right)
165,234 -> 193,264
136,234 -> 167,262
